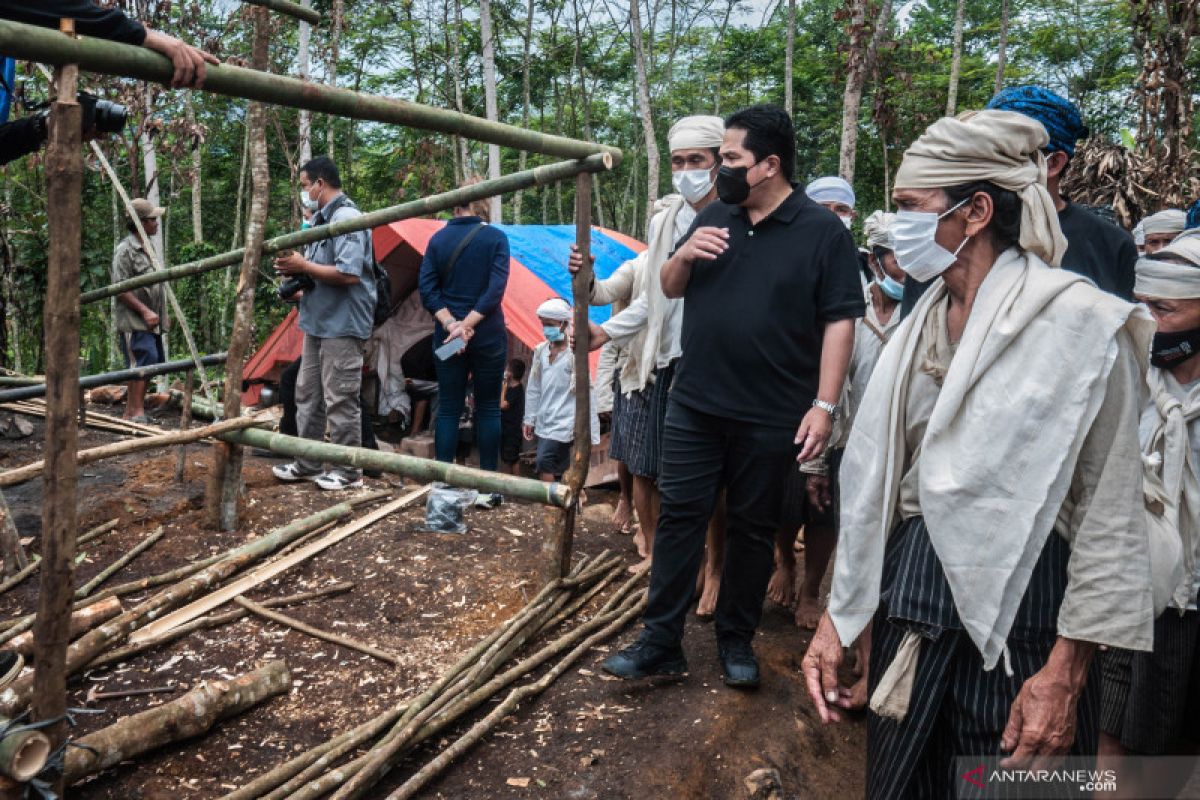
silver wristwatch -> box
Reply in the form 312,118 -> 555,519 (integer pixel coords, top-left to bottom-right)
812,399 -> 840,419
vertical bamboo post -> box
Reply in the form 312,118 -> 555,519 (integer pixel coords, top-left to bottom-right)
542,171 -> 593,582
175,369 -> 194,483
32,19 -> 83,792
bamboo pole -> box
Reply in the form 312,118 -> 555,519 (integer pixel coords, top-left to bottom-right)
0,19 -> 620,164
74,526 -> 165,599
62,660 -> 291,784
0,519 -> 118,597
241,0 -> 322,24
81,155 -> 613,304
0,353 -> 227,402
0,414 -> 267,488
32,28 -> 82,781
234,596 -> 401,665
5,398 -> 162,437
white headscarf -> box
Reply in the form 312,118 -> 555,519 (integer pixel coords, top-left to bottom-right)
893,110 -> 1068,266
1135,231 -> 1200,299
668,115 -> 725,152
863,210 -> 895,250
1133,220 -> 1146,246
536,297 -> 572,322
805,176 -> 856,208
1141,209 -> 1187,236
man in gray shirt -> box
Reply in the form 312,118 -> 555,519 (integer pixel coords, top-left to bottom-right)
272,155 -> 376,490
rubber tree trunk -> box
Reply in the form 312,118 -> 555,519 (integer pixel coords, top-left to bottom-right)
784,0 -> 796,115
480,0 -> 501,222
297,0 -> 313,165
629,0 -> 658,235
513,0 -> 535,222
327,0 -> 342,158
945,0 -> 965,117
994,0 -> 1009,95
188,94 -> 203,243
208,7 -> 271,531
31,50 -> 82,797
837,0 -> 870,183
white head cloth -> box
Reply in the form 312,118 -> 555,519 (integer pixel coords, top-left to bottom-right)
863,210 -> 896,250
536,297 -> 572,322
1135,230 -> 1200,299
667,115 -> 724,153
1142,209 -> 1187,236
893,109 -> 1067,266
1133,220 -> 1146,246
805,176 -> 856,208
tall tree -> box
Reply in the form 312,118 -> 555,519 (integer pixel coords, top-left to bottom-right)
629,0 -> 659,233
945,0 -> 966,116
480,0 -> 502,221
784,0 -> 797,115
298,0 -> 313,165
327,0 -> 343,158
994,0 -> 1009,94
837,0 -> 871,182
186,94 -> 203,243
513,0 -> 535,222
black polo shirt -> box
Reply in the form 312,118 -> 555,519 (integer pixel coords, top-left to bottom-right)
1058,201 -> 1137,301
671,187 -> 866,429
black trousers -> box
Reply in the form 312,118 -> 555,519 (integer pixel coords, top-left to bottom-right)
279,357 -> 377,450
642,399 -> 796,647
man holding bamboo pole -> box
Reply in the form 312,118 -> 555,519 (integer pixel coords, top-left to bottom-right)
112,198 -> 167,423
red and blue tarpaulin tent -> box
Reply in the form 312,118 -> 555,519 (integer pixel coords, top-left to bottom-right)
241,219 -> 645,405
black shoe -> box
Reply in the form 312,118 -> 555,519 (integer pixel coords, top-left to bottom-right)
363,468 -> 383,478
600,638 -> 688,680
718,639 -> 760,689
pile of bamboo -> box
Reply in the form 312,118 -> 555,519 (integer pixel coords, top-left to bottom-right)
1,398 -> 159,438
223,553 -> 647,800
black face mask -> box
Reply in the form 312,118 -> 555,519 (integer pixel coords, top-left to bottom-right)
715,163 -> 760,205
1151,326 -> 1200,369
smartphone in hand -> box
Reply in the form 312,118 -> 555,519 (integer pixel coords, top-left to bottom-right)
435,337 -> 467,360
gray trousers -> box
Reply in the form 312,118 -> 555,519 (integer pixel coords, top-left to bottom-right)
295,333 -> 365,479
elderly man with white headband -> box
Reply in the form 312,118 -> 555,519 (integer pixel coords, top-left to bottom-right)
802,110 -> 1156,796
570,114 -> 725,574
1097,230 -> 1200,798
522,297 -> 599,482
806,176 -> 857,229
1141,208 -> 1187,255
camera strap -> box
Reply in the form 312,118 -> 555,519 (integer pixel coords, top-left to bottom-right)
439,223 -> 484,286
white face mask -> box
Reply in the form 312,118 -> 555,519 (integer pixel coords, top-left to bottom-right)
300,183 -> 319,212
891,198 -> 971,282
672,168 -> 715,204
839,214 -> 854,230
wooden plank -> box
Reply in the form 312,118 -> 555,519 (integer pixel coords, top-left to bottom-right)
128,486 -> 429,645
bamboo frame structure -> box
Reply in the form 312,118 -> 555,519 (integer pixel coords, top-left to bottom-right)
0,20 -> 621,164
81,155 -> 612,304
241,0 -> 321,24
0,353 -> 227,403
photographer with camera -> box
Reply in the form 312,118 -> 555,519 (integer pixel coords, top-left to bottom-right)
112,198 -> 168,423
0,0 -> 217,164
272,156 -> 377,491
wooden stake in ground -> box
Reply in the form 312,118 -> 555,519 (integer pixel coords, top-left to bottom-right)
175,369 -> 194,482
31,24 -> 83,783
208,6 -> 272,531
0,490 -> 28,578
62,660 -> 291,784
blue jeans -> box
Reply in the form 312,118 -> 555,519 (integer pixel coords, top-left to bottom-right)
432,333 -> 506,471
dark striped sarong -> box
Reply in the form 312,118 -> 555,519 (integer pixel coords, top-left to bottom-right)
867,516 -> 1100,799
607,361 -> 676,480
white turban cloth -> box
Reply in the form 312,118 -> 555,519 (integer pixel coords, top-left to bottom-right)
805,176 -> 856,208
668,115 -> 725,153
1136,230 -> 1200,299
1141,209 -> 1187,237
863,210 -> 896,250
1133,220 -> 1146,246
536,297 -> 572,321
893,109 -> 1067,266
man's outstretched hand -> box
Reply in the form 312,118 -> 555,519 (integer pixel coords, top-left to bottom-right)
143,29 -> 219,89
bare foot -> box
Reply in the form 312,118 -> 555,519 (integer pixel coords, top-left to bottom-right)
632,526 -> 649,559
612,496 -> 633,534
767,563 -> 795,609
697,571 -> 720,619
628,556 -> 652,575
794,593 -> 822,630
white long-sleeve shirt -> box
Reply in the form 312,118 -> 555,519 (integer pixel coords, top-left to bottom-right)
523,343 -> 600,445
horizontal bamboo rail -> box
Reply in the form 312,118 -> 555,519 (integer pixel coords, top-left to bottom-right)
0,20 -> 620,164
0,354 -> 226,403
81,154 -> 613,304
242,0 -> 320,24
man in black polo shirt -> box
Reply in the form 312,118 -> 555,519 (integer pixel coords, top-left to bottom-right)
601,104 -> 865,688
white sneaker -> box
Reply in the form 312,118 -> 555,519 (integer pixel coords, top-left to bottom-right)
313,472 -> 364,491
272,462 -> 323,483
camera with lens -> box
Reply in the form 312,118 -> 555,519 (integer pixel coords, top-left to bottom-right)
31,92 -> 128,136
277,274 -> 314,301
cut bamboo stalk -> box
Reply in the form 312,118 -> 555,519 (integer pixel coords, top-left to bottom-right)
0,354 -> 226,404
0,495 -> 383,718
61,660 -> 291,784
6,596 -> 123,657
74,526 -> 165,599
0,20 -> 620,163
87,582 -> 353,671
82,156 -> 612,304
0,414 -> 267,488
242,0 -> 321,24
3,401 -> 157,438
130,487 -> 428,645
235,596 -> 401,665
0,719 -> 51,782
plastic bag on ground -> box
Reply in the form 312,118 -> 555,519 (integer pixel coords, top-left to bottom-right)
423,483 -> 479,533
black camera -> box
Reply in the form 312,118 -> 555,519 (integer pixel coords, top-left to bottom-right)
278,274 -> 314,301
78,92 -> 127,135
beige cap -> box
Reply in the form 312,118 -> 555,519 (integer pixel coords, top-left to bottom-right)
130,198 -> 165,219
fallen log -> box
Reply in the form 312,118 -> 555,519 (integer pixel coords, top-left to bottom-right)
62,660 -> 290,784
86,582 -> 353,671
0,493 -> 384,717
235,596 -> 401,666
5,596 -> 123,658
75,526 -> 164,599
0,414 -> 267,488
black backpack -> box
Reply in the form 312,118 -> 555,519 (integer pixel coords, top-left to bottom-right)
319,194 -> 393,328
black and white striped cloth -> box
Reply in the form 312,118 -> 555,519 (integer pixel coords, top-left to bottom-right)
607,361 -> 676,479
867,516 -> 1099,798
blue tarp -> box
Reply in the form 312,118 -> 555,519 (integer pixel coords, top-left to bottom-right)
0,57 -> 15,124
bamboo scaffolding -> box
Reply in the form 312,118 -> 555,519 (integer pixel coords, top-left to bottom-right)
81,155 -> 612,304
242,0 -> 321,24
0,353 -> 227,403
234,596 -> 402,665
0,414 -> 267,488
0,19 -> 620,164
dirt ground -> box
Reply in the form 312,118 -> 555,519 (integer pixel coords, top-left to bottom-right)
0,405 -> 866,799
